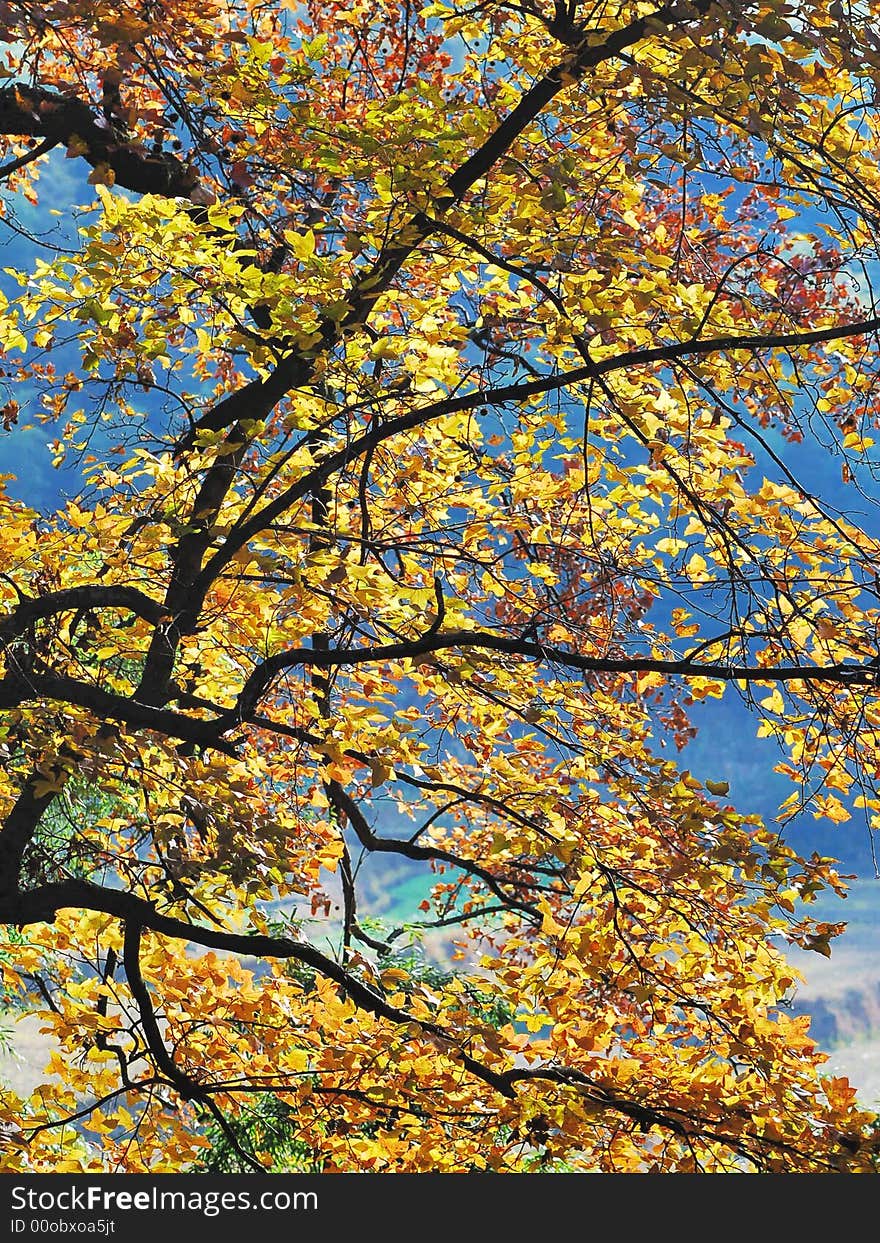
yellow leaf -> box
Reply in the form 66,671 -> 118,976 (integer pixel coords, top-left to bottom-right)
284,228 -> 316,261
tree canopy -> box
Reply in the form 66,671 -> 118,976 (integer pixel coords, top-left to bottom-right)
2,0 -> 880,1173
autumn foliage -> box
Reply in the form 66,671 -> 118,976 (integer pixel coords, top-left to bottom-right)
2,0 -> 880,1172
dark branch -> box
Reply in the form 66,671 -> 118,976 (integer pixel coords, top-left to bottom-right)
0,85 -> 200,198
229,630 -> 880,724
177,0 -> 722,449
6,878 -> 515,1098
0,585 -> 168,646
0,672 -> 237,754
327,780 -> 541,919
200,312 -> 880,579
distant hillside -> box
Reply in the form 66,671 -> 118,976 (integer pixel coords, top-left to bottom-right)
787,880 -> 880,1058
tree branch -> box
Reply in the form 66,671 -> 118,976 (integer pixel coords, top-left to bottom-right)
0,84 -> 199,198
176,0 -> 722,448
5,878 -> 516,1098
0,135 -> 58,180
0,672 -> 237,754
200,311 -> 880,580
4,878 -> 837,1168
0,585 -> 168,646
229,630 -> 880,724
327,780 -> 541,919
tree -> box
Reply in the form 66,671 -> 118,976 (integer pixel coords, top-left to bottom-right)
1,0 -> 880,1174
